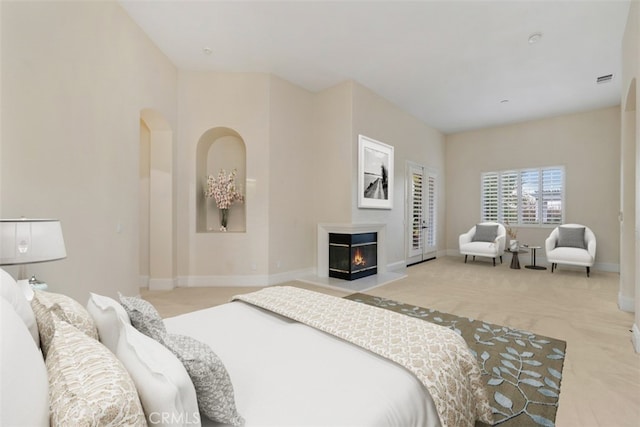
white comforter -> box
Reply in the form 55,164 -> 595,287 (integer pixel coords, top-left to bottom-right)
164,300 -> 441,427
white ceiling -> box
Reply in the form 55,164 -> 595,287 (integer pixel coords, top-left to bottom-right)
119,0 -> 630,134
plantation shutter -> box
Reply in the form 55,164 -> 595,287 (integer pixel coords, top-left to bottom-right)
427,174 -> 436,247
481,173 -> 499,222
481,166 -> 564,226
542,168 -> 564,224
520,169 -> 539,224
411,171 -> 424,251
500,172 -> 518,225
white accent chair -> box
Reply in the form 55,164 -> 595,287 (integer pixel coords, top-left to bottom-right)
545,224 -> 596,277
459,222 -> 506,267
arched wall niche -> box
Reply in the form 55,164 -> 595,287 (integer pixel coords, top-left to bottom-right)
196,127 -> 247,233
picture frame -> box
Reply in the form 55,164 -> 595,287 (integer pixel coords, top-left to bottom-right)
358,135 -> 394,209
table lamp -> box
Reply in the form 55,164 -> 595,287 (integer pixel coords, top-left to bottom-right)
0,218 -> 67,287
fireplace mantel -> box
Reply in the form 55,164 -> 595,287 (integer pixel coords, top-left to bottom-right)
317,223 -> 387,279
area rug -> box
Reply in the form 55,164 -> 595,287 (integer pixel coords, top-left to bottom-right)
345,293 -> 566,427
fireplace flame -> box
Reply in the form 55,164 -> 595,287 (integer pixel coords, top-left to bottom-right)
353,248 -> 366,267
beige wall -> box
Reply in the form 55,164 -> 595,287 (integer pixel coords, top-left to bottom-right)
139,121 -> 151,279
175,75 -> 446,284
351,83 -> 446,265
311,81 -> 354,225
621,0 -> 640,351
0,1 -> 177,302
620,0 -> 637,314
445,106 -> 621,270
268,76 -> 315,279
176,71 -> 271,283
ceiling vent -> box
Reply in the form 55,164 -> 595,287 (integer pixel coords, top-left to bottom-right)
596,74 -> 614,84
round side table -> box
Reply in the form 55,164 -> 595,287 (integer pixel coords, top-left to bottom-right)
506,248 -> 528,269
524,246 -> 547,270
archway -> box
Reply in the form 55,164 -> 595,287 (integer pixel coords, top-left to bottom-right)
620,78 -> 636,312
195,127 -> 247,233
140,109 -> 175,290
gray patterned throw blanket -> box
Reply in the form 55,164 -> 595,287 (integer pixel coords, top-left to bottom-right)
232,286 -> 493,427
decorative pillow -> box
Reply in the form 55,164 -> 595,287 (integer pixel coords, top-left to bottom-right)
162,333 -> 244,426
557,226 -> 586,249
0,297 -> 49,427
119,293 -> 167,341
32,290 -> 99,357
0,268 -> 39,346
117,322 -> 201,427
86,292 -> 131,353
472,224 -> 498,243
46,315 -> 146,426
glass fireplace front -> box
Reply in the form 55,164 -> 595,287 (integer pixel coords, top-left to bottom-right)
328,232 -> 377,281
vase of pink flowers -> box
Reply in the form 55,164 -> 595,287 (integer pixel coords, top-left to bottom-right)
204,169 -> 244,232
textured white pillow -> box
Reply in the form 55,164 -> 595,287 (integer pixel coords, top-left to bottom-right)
117,321 -> 201,427
0,297 -> 49,426
0,268 -> 39,346
86,292 -> 131,353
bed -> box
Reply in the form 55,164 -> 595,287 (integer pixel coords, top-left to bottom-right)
0,267 -> 492,427
166,298 -> 438,427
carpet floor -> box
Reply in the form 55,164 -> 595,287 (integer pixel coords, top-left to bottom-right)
345,293 -> 566,427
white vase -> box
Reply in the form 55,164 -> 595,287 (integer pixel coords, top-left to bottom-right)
510,240 -> 519,251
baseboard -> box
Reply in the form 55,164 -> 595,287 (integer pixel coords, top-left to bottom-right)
267,267 -> 316,286
175,262 -> 409,288
593,262 -> 620,273
632,323 -> 640,353
443,250 -> 620,273
148,278 -> 178,291
618,292 -> 635,313
387,260 -> 407,273
437,249 -> 449,258
178,274 -> 270,287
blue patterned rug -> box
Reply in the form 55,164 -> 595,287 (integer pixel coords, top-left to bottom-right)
345,294 -> 566,427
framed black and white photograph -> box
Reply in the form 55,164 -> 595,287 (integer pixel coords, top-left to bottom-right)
358,135 -> 394,209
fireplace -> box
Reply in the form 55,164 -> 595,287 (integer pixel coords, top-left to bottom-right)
329,232 -> 377,281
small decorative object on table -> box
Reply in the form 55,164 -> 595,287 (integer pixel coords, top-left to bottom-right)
204,169 -> 244,232
506,221 -> 518,251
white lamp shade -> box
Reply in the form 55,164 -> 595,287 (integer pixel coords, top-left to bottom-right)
0,219 -> 67,265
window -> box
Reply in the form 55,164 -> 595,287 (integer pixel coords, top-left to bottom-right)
481,167 -> 564,226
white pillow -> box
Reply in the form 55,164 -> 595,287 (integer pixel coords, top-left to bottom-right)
0,268 -> 39,346
86,292 -> 131,353
87,292 -> 200,426
0,297 -> 48,426
117,321 -> 201,427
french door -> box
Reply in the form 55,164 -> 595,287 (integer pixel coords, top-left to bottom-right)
406,162 -> 437,265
